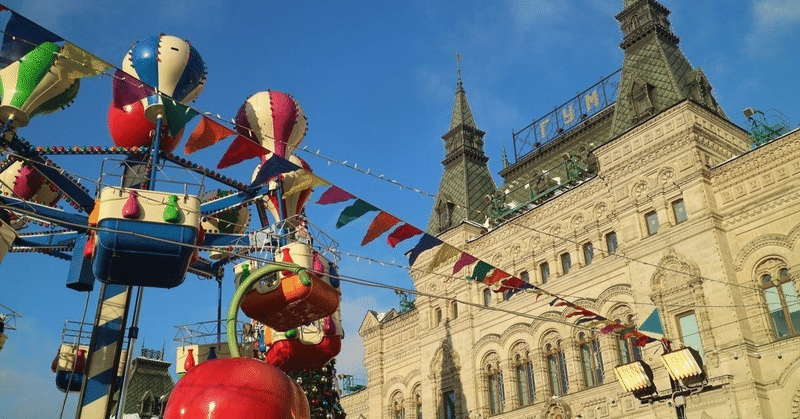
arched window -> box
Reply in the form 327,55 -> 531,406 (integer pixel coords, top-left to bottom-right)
578,332 -> 604,387
759,260 -> 800,338
413,389 -> 422,419
616,314 -> 643,364
483,353 -> 505,414
510,344 -> 535,407
544,340 -> 568,396
390,392 -> 405,419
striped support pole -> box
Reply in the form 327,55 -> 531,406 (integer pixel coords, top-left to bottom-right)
76,283 -> 132,419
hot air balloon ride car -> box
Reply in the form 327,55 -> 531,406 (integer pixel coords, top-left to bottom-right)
262,308 -> 343,372
237,243 -> 340,332
0,210 -> 14,264
52,344 -> 127,393
91,187 -> 201,288
0,160 -> 61,205
0,41 -> 80,129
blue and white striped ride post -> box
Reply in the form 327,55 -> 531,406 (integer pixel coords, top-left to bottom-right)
76,283 -> 132,418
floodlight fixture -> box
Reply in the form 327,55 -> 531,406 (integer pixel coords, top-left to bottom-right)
614,360 -> 656,399
661,346 -> 705,387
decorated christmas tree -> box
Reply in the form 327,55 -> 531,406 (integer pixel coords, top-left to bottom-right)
288,359 -> 346,419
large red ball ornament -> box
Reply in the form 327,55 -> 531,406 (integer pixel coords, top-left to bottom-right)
107,101 -> 182,152
163,358 -> 310,419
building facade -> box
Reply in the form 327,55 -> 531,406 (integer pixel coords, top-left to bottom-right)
342,1 -> 800,418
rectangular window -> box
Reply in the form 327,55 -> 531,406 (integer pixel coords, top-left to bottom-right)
645,210 -> 659,236
677,312 -> 704,360
487,373 -> 504,414
618,336 -> 643,364
520,271 -> 530,283
583,242 -> 593,266
483,289 -> 492,307
540,262 -> 550,283
434,307 -> 442,327
560,253 -> 571,275
547,352 -> 569,396
443,391 -> 456,419
516,362 -> 535,407
451,301 -> 458,320
606,232 -> 618,254
581,339 -> 604,387
672,199 -> 688,224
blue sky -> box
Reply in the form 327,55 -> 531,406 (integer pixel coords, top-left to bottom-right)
0,0 -> 799,417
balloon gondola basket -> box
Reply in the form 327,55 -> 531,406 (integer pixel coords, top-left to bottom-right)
54,321 -> 126,393
236,242 -> 341,332
261,307 -> 344,372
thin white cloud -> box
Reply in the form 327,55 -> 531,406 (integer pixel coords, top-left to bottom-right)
746,0 -> 800,56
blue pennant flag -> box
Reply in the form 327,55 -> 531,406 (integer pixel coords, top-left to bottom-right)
0,6 -> 64,69
250,154 -> 301,188
406,234 -> 443,267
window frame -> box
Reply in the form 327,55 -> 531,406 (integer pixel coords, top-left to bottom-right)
761,268 -> 800,339
540,262 -> 550,283
605,232 -> 618,254
582,242 -> 594,266
560,252 -> 572,275
616,314 -> 642,364
434,307 -> 442,327
676,311 -> 704,359
483,289 -> 492,307
645,210 -> 659,236
672,199 -> 688,224
545,342 -> 569,396
578,332 -> 604,388
451,301 -> 458,320
514,356 -> 535,407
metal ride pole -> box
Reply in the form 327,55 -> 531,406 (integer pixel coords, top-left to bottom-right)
115,286 -> 145,419
75,284 -> 132,419
77,115 -> 164,418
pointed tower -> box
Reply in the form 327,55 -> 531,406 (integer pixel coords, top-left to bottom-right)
609,0 -> 727,138
426,68 -> 496,235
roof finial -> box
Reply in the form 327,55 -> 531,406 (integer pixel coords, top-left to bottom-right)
502,142 -> 509,169
456,52 -> 463,87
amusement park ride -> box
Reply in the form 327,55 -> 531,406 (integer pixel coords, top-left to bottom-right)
0,7 -> 346,419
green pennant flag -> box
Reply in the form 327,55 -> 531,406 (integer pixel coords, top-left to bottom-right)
163,98 -> 200,137
336,199 -> 379,228
467,261 -> 493,282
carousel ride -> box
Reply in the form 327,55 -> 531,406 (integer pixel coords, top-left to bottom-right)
0,8 -> 346,419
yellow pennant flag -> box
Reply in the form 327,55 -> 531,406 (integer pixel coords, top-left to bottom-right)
426,243 -> 461,273
57,42 -> 113,79
283,173 -> 330,197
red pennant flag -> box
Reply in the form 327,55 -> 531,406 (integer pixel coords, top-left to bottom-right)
316,186 -> 355,205
600,323 -> 626,334
185,116 -> 236,154
361,211 -> 401,246
217,136 -> 269,169
387,223 -> 423,248
453,253 -> 478,275
566,309 -> 597,318
483,269 -> 511,285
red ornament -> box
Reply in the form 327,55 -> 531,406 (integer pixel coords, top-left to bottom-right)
108,101 -> 183,152
164,358 -> 310,419
183,348 -> 196,372
122,190 -> 141,219
74,349 -> 86,373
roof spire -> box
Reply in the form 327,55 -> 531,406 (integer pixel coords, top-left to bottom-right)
450,53 -> 476,130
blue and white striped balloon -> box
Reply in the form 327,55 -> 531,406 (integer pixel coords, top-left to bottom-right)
122,34 -> 206,122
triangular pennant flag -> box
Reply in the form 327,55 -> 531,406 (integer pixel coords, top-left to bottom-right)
0,6 -> 63,69
566,309 -> 597,318
250,153 -> 301,187
387,223 -> 423,248
57,42 -> 112,79
163,98 -> 200,137
185,116 -> 237,154
634,334 -> 655,347
361,211 -> 401,246
283,173 -> 328,197
406,234 -> 443,267
499,278 -> 535,295
639,308 -> 664,335
600,323 -> 626,334
554,300 -> 579,309
467,261 -> 493,282
453,253 -> 478,275
113,69 -> 155,108
484,269 -> 511,285
217,135 -> 269,169
336,199 -> 379,228
576,315 -> 602,325
316,185 -> 355,205
426,243 -> 461,273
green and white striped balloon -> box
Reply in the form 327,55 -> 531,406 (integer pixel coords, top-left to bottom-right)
0,41 -> 80,128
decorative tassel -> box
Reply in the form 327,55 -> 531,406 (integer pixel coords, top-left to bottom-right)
122,190 -> 141,219
284,328 -> 298,339
51,351 -> 59,373
73,349 -> 86,373
83,233 -> 95,259
257,331 -> 266,353
280,247 -> 294,278
323,316 -> 336,335
312,251 -> 324,275
328,262 -> 340,288
207,346 -> 217,360
88,199 -> 100,226
163,194 -> 181,223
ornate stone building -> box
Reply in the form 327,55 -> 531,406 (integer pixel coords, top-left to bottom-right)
342,1 -> 800,418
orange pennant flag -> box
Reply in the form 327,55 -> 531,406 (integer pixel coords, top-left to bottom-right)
184,116 -> 236,154
361,211 -> 401,246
